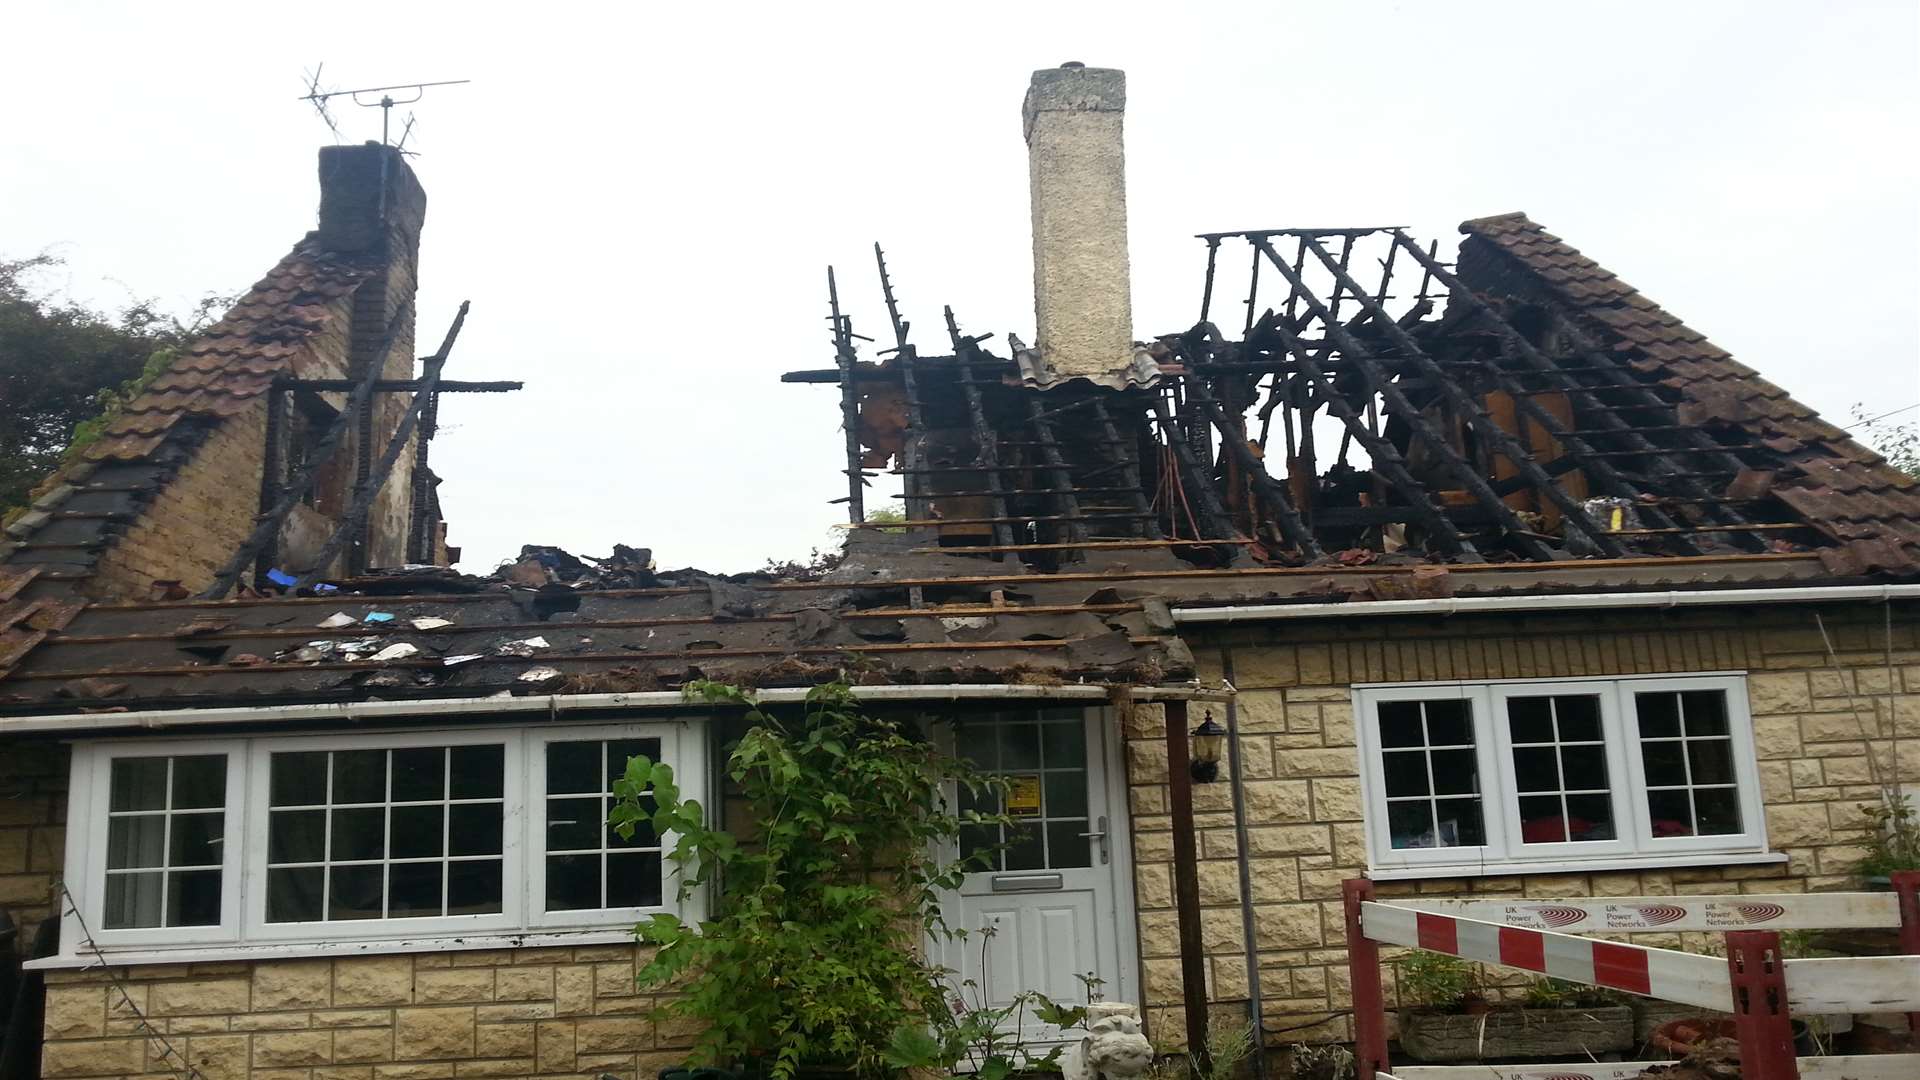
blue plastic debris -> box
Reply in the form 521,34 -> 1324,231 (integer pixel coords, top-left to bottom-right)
363,612 -> 396,624
266,568 -> 297,587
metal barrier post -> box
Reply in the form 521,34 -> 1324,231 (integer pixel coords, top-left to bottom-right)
1726,929 -> 1798,1080
1343,878 -> 1388,1080
1894,869 -> 1920,1033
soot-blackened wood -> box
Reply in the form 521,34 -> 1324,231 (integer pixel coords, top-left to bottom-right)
1165,699 -> 1213,1079
1391,233 -> 1767,541
1022,398 -> 1089,552
1149,395 -> 1240,543
255,388 -> 289,589
1251,313 -> 1482,560
198,301 -> 416,600
1296,234 -> 1627,557
1255,237 -> 1556,560
1176,353 -> 1323,559
875,245 -> 930,527
944,307 -> 1017,551
1089,395 -> 1161,539
295,302 -> 471,585
828,267 -> 866,524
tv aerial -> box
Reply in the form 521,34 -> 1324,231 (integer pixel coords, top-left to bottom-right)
299,64 -> 470,152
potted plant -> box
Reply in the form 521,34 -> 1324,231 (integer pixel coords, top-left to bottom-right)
1858,799 -> 1920,888
615,681 -> 1002,1080
1394,956 -> 1633,1063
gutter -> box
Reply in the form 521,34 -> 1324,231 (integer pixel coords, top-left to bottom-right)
0,681 -> 1233,736
1170,582 -> 1920,625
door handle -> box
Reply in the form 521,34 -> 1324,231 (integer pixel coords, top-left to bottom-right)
1079,815 -> 1110,864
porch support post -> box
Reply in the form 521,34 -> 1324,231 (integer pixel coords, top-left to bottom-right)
1165,699 -> 1212,1074
1726,929 -> 1798,1080
1894,869 -> 1920,1033
1343,878 -> 1388,1080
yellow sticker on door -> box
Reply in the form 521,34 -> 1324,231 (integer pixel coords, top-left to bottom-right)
1007,776 -> 1042,816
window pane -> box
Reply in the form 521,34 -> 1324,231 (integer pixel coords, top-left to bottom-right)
270,810 -> 326,864
1512,748 -> 1559,792
1556,696 -> 1602,742
1429,750 -> 1478,796
104,872 -> 163,928
1382,752 -> 1428,797
1425,700 -> 1472,746
1378,701 -> 1424,747
451,745 -> 505,799
607,852 -> 664,908
330,808 -> 385,862
1560,745 -> 1609,788
1693,788 -> 1743,835
1647,789 -> 1694,836
1043,771 -> 1087,819
267,866 -> 323,922
1386,801 -> 1435,849
959,825 -> 999,869
547,854 -> 601,910
1642,741 -> 1687,786
1517,796 -> 1567,843
607,739 -> 661,787
389,863 -> 443,917
168,870 -> 222,926
1688,741 -> 1736,785
172,757 -> 226,809
1565,794 -> 1616,841
168,813 -> 224,867
1436,799 -> 1485,846
548,797 -> 601,851
1507,697 -> 1554,744
1045,822 -> 1091,869
451,803 -> 504,856
609,795 -> 657,848
391,748 -> 445,802
332,750 -> 386,804
328,865 -> 383,920
998,724 -> 1041,770
1681,691 -> 1729,736
548,741 -> 600,794
391,805 -> 444,860
447,860 -> 503,916
110,759 -> 168,811
271,752 -> 328,806
1003,823 -> 1044,870
1636,692 -> 1680,738
1039,723 -> 1085,772
107,816 -> 166,870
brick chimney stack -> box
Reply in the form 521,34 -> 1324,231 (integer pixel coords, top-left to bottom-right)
1022,63 -> 1134,384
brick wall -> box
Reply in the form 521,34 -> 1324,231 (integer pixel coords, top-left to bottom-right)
1123,602 -> 1920,1047
40,946 -> 691,1080
0,738 -> 69,931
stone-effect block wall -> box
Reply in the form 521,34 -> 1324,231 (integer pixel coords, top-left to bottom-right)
41,945 -> 690,1080
0,738 -> 69,931
1122,603 -> 1919,1048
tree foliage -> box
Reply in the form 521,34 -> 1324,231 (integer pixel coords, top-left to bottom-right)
0,255 -> 224,513
1851,404 -> 1919,480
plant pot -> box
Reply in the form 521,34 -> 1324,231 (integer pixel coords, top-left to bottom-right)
1396,1005 -> 1634,1063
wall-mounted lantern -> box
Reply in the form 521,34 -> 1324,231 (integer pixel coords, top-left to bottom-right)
1189,712 -> 1227,783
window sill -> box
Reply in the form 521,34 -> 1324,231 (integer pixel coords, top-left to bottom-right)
1366,849 -> 1789,882
28,927 -> 644,971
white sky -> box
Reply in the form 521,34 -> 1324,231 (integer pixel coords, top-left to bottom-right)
5,1 -> 1916,573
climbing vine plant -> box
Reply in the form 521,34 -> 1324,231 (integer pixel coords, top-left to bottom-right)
610,681 -> 1004,1078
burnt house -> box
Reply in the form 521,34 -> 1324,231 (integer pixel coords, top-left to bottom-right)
0,64 -> 1915,1080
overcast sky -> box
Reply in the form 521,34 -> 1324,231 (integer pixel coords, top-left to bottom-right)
5,1 -> 1916,574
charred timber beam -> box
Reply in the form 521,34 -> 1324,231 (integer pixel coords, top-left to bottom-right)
828,267 -> 867,523
1178,367 -> 1323,559
1388,233 -> 1768,542
276,379 -> 521,393
256,387 -> 289,586
944,307 -> 1018,550
1292,235 -> 1627,558
839,512 -> 1154,529
294,302 -> 472,586
876,245 -> 930,527
1223,312 -> 1482,560
198,300 -> 416,600
1023,398 -> 1091,550
1149,395 -> 1243,544
1090,396 -> 1162,540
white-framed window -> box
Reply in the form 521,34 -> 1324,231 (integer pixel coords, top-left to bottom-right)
61,719 -> 705,960
1354,674 -> 1768,877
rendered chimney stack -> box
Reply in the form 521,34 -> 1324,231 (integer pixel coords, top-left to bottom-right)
1023,63 -> 1133,383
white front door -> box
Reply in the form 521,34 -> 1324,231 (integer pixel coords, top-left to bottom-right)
939,706 -> 1136,1044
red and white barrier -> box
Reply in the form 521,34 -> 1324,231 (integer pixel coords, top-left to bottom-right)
1373,893 -> 1901,934
1359,902 -> 1733,1011
1379,1058 -> 1920,1080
